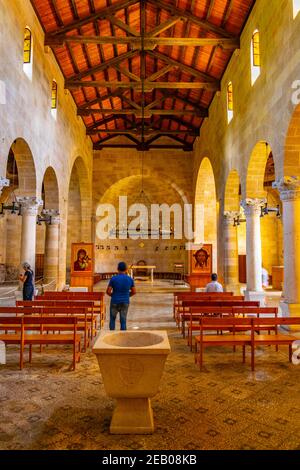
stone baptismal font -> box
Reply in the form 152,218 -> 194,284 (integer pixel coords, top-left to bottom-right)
93,330 -> 171,434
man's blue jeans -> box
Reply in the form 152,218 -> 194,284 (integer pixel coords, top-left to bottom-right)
110,303 -> 129,330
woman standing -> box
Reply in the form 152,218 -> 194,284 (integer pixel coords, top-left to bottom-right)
19,262 -> 35,301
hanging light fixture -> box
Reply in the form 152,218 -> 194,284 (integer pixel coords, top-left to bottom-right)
112,1 -> 173,240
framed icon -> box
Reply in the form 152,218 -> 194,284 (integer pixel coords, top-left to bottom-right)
190,244 -> 212,274
71,242 -> 94,275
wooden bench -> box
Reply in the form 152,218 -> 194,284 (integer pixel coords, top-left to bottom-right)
173,291 -> 235,319
187,307 -> 277,351
183,306 -> 234,342
174,294 -> 243,322
0,316 -> 81,370
0,306 -> 91,352
17,300 -> 97,336
37,292 -> 105,327
179,301 -> 260,336
194,316 -> 300,371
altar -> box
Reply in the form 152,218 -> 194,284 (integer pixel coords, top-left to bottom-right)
129,265 -> 156,283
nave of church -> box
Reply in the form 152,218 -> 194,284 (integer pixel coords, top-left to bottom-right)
1,0 -> 300,453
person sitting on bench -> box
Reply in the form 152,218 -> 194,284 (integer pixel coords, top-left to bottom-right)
205,273 -> 224,293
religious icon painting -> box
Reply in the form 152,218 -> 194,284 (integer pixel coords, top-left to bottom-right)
191,244 -> 213,274
71,243 -> 94,274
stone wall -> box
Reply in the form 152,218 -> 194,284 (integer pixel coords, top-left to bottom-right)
0,0 -> 93,288
193,0 -> 300,281
93,148 -> 193,274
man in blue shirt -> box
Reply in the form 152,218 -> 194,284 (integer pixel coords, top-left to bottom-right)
106,262 -> 136,330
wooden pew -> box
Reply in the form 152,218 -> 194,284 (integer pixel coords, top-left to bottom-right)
186,307 -> 233,348
0,306 -> 91,352
180,301 -> 260,336
0,316 -> 81,370
36,292 -> 105,327
20,300 -> 99,339
173,293 -> 242,322
187,306 -> 277,351
194,316 -> 300,371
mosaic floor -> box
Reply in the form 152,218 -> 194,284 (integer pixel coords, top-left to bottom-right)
0,292 -> 300,450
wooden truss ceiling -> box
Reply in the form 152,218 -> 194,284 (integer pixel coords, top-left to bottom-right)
31,0 -> 255,151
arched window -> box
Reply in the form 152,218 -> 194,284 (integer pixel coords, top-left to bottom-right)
51,81 -> 58,119
227,82 -> 233,123
293,0 -> 300,18
23,28 -> 32,64
51,81 -> 57,109
251,30 -> 261,85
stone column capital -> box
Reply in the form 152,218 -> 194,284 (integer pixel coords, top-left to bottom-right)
42,209 -> 60,225
16,196 -> 43,216
273,176 -> 300,201
0,177 -> 9,195
241,198 -> 266,216
224,211 -> 240,225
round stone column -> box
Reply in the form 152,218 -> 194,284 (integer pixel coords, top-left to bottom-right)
273,177 -> 300,317
224,211 -> 240,294
43,210 -> 60,286
16,196 -> 43,274
241,198 -> 266,302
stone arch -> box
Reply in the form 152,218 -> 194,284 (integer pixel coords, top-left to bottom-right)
6,138 -> 37,197
34,167 -> 60,282
99,174 -> 187,207
284,103 -> 300,177
246,141 -> 283,283
95,174 -> 187,274
194,157 -> 217,271
42,166 -> 59,210
0,138 -> 37,279
66,157 -> 92,279
224,169 -> 240,212
246,141 -> 271,199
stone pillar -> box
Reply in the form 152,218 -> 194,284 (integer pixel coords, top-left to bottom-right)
224,211 -> 240,294
16,197 -> 43,274
43,210 -> 60,286
241,198 -> 266,303
273,177 -> 300,317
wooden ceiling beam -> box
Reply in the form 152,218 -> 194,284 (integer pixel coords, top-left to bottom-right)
67,80 -> 219,91
86,115 -> 132,130
147,0 -> 235,38
148,50 -> 219,83
114,65 -> 140,82
146,15 -> 183,37
93,143 -> 193,150
77,89 -> 126,109
65,50 -> 138,81
45,0 -> 139,36
106,16 -> 140,37
87,128 -> 199,136
158,115 -> 200,131
159,90 -> 208,115
45,35 -> 239,49
147,65 -> 175,82
78,107 -> 208,117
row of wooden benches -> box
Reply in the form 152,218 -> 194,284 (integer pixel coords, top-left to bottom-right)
194,316 -> 300,370
0,291 -> 106,370
172,291 -> 300,371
